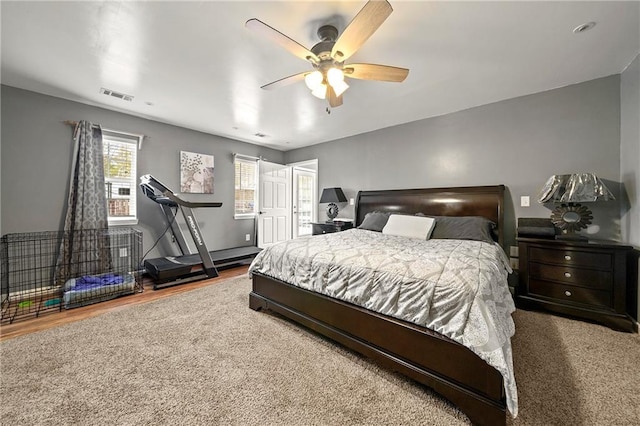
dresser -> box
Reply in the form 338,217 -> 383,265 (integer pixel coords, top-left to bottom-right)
311,221 -> 353,235
517,237 -> 638,332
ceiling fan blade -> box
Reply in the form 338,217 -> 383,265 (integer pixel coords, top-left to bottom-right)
331,0 -> 393,62
260,72 -> 308,90
343,63 -> 409,82
328,85 -> 343,107
246,19 -> 319,64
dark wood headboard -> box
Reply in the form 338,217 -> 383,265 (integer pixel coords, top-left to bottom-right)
354,185 -> 505,246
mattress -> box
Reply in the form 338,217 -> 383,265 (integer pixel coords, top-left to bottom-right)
249,228 -> 518,416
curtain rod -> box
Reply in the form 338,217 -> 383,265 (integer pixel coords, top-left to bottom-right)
63,120 -> 146,149
64,120 -> 96,128
233,153 -> 265,161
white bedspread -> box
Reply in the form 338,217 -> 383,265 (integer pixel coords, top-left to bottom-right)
249,229 -> 518,416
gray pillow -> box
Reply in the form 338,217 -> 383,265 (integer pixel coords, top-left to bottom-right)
358,211 -> 391,232
430,216 -> 497,243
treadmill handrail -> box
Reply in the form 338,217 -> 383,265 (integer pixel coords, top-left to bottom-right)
162,191 -> 222,209
140,174 -> 222,209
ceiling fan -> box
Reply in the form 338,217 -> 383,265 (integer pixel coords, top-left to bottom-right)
246,0 -> 409,108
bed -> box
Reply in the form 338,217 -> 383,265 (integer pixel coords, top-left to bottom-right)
248,185 -> 515,425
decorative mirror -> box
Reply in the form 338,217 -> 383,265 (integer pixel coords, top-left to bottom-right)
550,203 -> 593,236
326,203 -> 339,220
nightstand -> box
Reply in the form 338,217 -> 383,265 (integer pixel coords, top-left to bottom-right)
517,237 -> 638,332
311,221 -> 354,235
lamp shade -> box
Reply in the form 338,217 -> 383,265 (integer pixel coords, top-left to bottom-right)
311,84 -> 327,99
331,79 -> 349,97
304,71 -> 323,90
537,173 -> 614,203
327,68 -> 344,86
320,187 -> 347,203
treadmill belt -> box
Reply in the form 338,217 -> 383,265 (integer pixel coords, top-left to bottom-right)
144,246 -> 261,283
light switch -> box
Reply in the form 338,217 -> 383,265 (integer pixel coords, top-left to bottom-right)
520,196 -> 530,207
349,198 -> 354,205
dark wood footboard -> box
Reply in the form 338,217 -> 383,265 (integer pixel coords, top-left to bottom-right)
250,272 -> 507,426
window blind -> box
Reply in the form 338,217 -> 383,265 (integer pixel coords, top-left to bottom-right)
234,157 -> 257,216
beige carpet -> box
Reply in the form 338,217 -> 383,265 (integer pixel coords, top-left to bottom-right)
1,276 -> 638,425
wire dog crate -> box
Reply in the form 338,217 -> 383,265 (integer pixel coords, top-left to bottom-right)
1,227 -> 143,324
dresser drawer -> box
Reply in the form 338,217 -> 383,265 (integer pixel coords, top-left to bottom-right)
529,262 -> 611,290
529,279 -> 612,309
312,222 -> 353,235
528,247 -> 611,270
312,223 -> 338,235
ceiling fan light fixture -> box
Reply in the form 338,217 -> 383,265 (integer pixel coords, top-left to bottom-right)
311,84 -> 327,99
327,67 -> 348,96
247,0 -> 408,107
327,68 -> 345,85
304,71 -> 324,90
331,79 -> 349,97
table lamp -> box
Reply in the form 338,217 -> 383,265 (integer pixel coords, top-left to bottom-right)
537,173 -> 614,240
320,187 -> 347,222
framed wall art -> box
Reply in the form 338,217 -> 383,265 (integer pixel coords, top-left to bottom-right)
180,151 -> 214,194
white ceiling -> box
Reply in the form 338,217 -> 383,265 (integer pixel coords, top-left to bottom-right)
1,1 -> 638,151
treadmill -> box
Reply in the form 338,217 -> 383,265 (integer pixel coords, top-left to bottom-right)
140,174 -> 261,289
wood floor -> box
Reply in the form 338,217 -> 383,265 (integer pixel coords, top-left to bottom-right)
0,265 -> 249,342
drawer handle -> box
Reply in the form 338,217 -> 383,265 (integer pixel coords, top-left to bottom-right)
564,255 -> 571,261
565,290 -> 572,297
564,272 -> 572,278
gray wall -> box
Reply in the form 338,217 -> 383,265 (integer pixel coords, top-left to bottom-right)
285,75 -> 624,250
621,54 -> 640,247
0,99 -> 2,236
1,75 -> 633,255
620,54 -> 640,320
0,85 -> 285,257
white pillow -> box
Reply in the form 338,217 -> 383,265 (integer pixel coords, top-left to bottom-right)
382,214 -> 436,240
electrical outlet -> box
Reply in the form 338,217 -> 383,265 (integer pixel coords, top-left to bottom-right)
245,234 -> 251,242
509,258 -> 519,270
520,196 -> 530,207
509,246 -> 519,257
119,248 -> 128,258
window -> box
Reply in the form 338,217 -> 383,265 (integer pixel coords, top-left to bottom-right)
102,130 -> 140,225
234,156 -> 257,218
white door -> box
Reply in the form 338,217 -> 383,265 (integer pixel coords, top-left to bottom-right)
258,160 -> 292,248
292,167 -> 317,238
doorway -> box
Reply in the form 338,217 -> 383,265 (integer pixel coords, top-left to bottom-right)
292,160 -> 318,238
257,160 -> 291,248
256,159 -> 317,247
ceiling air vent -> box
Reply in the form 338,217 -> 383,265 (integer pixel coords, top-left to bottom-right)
100,87 -> 134,102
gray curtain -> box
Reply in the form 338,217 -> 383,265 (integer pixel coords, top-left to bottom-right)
55,121 -> 112,285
